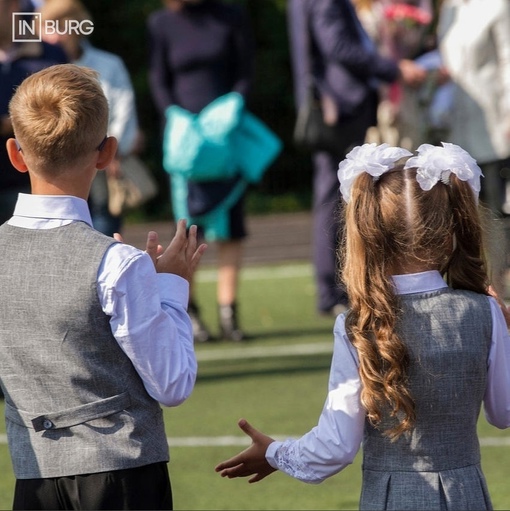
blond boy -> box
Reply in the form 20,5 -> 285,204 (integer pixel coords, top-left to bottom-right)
0,64 -> 205,510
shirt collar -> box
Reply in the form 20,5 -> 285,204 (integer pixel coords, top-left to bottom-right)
12,193 -> 93,227
391,271 -> 448,295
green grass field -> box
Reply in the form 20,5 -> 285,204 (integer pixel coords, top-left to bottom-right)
1,262 -> 509,509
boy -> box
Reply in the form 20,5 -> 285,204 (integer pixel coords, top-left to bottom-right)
0,64 -> 206,510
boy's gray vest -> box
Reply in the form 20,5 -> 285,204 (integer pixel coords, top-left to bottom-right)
0,222 -> 169,479
360,288 -> 494,510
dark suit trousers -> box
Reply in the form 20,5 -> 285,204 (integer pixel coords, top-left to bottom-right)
13,462 -> 173,510
312,91 -> 377,312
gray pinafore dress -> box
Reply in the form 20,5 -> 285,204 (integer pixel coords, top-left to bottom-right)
360,288 -> 493,510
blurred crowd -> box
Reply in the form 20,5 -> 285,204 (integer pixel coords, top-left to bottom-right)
2,0 -> 510,336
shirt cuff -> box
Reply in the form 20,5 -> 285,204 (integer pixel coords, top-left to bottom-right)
157,273 -> 189,308
265,441 -> 283,470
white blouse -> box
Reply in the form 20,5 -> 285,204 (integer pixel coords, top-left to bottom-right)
265,270 -> 510,483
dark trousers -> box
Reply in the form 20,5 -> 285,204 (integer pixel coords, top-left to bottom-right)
312,92 -> 377,312
312,150 -> 347,312
13,462 -> 173,510
479,159 -> 510,286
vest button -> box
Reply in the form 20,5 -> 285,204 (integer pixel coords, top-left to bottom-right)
42,419 -> 54,430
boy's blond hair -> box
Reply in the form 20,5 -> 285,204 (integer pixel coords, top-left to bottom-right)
9,64 -> 108,172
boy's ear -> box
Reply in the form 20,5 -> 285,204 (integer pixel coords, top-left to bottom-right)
6,138 -> 28,173
96,136 -> 118,170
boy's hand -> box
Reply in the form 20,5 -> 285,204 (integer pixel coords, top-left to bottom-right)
215,419 -> 277,483
147,219 -> 207,282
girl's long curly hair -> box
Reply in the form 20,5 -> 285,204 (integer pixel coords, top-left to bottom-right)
339,165 -> 490,439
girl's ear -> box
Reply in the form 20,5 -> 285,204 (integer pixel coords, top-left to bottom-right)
95,136 -> 118,171
6,138 -> 28,173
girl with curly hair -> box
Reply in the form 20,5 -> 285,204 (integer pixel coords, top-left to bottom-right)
216,142 -> 510,510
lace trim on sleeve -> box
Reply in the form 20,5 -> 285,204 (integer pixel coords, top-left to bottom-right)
273,439 -> 321,482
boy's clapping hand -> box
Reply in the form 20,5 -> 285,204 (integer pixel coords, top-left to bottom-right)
144,219 -> 207,282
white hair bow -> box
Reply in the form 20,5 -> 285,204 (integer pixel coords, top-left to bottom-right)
403,142 -> 483,196
337,143 -> 413,202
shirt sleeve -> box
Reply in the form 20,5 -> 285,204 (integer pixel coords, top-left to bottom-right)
309,0 -> 399,83
265,314 -> 364,483
494,2 -> 510,121
483,296 -> 510,428
103,56 -> 139,156
97,242 -> 197,407
76,46 -> 139,156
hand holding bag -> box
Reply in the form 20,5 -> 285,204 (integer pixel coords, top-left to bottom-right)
107,155 -> 158,216
294,88 -> 346,154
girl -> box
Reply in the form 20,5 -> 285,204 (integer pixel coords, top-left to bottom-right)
215,142 -> 510,510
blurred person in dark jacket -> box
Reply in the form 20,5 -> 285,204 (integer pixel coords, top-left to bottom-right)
0,0 -> 67,225
287,0 -> 426,316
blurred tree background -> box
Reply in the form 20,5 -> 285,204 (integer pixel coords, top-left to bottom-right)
83,0 -> 309,220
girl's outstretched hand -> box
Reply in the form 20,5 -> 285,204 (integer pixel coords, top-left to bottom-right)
215,419 -> 277,483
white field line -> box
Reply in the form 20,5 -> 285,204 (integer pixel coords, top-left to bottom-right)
169,436 -> 510,448
197,341 -> 333,362
196,263 -> 313,283
0,434 -> 509,447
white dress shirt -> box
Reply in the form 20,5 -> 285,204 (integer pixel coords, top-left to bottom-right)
266,270 -> 510,483
438,0 -> 510,163
9,193 -> 196,407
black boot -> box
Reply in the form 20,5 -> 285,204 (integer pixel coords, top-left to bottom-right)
188,301 -> 212,343
218,302 -> 245,341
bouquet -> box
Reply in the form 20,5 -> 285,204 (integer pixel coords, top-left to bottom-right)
383,2 -> 433,59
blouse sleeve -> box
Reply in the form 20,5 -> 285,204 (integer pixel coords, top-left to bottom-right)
265,314 -> 364,483
483,296 -> 510,428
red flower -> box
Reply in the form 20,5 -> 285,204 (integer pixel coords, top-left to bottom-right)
384,4 -> 432,25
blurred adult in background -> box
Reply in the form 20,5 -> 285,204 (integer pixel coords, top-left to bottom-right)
287,0 -> 426,317
39,0 -> 141,237
438,0 -> 510,295
0,0 -> 67,224
353,0 -> 437,149
147,0 -> 255,342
